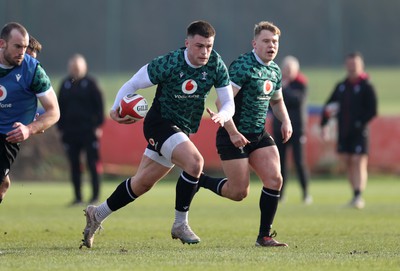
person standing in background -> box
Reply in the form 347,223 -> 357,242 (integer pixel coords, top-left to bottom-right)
57,54 -> 104,206
0,22 -> 60,204
321,52 -> 377,209
272,55 -> 311,204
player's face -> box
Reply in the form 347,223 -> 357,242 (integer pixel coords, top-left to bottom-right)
68,57 -> 87,80
252,29 -> 279,64
282,63 -> 296,81
0,29 -> 29,66
346,56 -> 364,77
26,47 -> 37,59
185,34 -> 214,66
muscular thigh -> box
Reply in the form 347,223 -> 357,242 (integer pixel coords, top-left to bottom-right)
171,140 -> 203,174
249,145 -> 281,188
221,158 -> 250,190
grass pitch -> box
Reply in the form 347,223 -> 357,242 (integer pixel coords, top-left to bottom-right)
0,175 -> 399,271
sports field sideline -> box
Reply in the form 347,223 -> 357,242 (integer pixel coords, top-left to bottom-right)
0,175 -> 399,271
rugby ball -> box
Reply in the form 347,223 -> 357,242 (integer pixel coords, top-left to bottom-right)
119,93 -> 149,121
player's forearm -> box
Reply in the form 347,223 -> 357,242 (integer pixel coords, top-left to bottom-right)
28,109 -> 60,135
222,118 -> 241,136
271,99 -> 291,125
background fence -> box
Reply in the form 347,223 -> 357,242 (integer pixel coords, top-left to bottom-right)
1,0 -> 400,74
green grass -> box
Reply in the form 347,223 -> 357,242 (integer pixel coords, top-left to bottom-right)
49,66 -> 400,117
1,175 -> 399,270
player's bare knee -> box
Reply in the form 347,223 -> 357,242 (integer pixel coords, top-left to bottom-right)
131,176 -> 155,195
232,192 -> 248,201
263,175 -> 283,190
195,154 -> 204,169
184,154 -> 204,176
229,188 -> 249,201
275,179 -> 284,190
0,176 -> 10,188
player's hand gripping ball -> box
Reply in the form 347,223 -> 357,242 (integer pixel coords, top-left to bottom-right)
119,93 -> 149,121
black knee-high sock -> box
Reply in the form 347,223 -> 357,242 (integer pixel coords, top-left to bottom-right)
198,172 -> 227,196
259,187 -> 280,238
106,178 -> 138,211
175,171 -> 198,212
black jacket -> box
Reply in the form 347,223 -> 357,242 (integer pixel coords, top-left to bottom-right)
57,75 -> 104,139
273,73 -> 308,137
320,74 -> 377,139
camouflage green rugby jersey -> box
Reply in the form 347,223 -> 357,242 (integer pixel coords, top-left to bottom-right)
147,47 -> 230,134
229,51 -> 282,134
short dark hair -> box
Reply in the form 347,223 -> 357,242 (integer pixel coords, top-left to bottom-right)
1,22 -> 28,41
187,20 -> 216,38
347,51 -> 363,60
29,35 -> 42,53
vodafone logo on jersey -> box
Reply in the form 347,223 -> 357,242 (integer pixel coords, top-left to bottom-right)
181,79 -> 198,94
0,85 -> 7,101
263,80 -> 274,95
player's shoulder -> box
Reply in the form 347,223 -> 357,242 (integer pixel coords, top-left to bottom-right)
233,51 -> 253,63
295,72 -> 308,85
23,53 -> 39,66
155,48 -> 183,61
205,49 -> 227,68
22,54 -> 40,74
268,60 -> 280,72
150,48 -> 184,70
229,52 -> 254,70
31,63 -> 52,92
84,74 -> 99,84
359,73 -> 374,86
209,49 -> 222,60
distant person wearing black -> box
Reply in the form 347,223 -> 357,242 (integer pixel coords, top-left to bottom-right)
321,52 -> 377,209
57,54 -> 104,205
272,56 -> 311,204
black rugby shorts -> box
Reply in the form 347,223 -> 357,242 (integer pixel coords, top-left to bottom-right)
216,128 -> 275,160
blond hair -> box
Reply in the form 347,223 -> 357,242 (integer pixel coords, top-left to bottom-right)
254,21 -> 281,38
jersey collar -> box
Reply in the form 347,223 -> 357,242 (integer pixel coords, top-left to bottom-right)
184,49 -> 202,69
0,63 -> 13,69
252,49 -> 270,66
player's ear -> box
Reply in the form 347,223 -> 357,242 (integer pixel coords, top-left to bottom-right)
251,39 -> 257,49
0,38 -> 5,48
